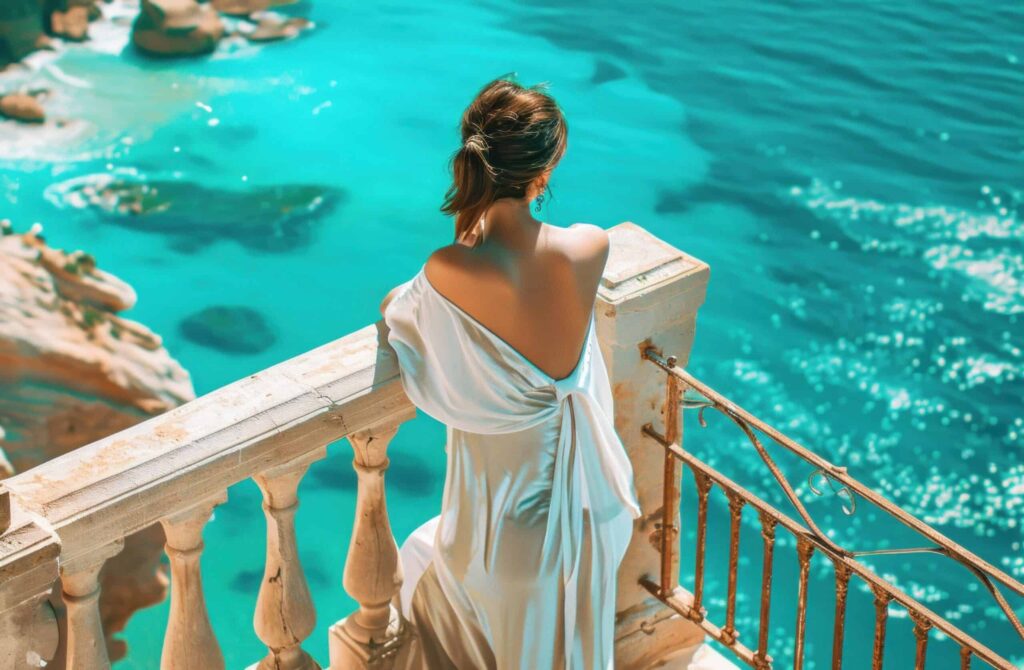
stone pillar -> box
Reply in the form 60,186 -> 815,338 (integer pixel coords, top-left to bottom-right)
62,539 -> 125,670
328,421 -> 408,670
596,223 -> 710,669
160,492 -> 227,670
250,448 -> 326,670
0,489 -> 61,669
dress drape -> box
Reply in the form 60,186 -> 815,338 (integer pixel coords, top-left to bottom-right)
383,266 -> 642,670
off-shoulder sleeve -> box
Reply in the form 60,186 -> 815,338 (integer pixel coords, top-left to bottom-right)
381,270 -> 557,434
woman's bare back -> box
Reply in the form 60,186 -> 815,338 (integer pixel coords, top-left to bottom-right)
422,222 -> 609,381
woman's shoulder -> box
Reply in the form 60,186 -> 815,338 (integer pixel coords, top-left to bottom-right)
425,242 -> 478,279
423,243 -> 497,298
565,223 -> 610,258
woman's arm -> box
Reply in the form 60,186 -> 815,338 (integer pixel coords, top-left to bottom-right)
379,285 -> 403,317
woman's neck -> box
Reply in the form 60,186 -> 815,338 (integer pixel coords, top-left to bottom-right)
483,198 -> 541,250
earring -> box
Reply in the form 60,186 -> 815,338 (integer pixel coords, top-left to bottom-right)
534,193 -> 544,213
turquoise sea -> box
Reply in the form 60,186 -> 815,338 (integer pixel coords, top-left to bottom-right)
1,1 -> 1021,667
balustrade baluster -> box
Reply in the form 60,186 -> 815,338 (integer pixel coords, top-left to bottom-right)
250,448 -> 326,670
755,511 -> 777,670
62,539 -> 124,670
689,469 -> 712,622
830,562 -> 851,670
160,492 -> 226,670
960,646 -> 972,669
720,491 -> 745,646
910,610 -> 931,670
792,539 -> 814,670
328,421 -> 408,669
870,585 -> 892,670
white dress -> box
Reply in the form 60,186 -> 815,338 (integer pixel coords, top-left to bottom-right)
383,265 -> 642,670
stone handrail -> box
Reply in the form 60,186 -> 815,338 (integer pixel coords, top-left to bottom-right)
2,321 -> 415,668
0,223 -> 717,669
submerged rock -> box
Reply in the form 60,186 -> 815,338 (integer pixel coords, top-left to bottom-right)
591,58 -> 627,85
0,221 -> 194,663
180,305 -> 276,354
133,0 -> 224,57
247,13 -> 312,42
48,174 -> 341,253
0,92 -> 45,123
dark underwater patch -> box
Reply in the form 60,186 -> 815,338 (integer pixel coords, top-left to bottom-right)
590,59 -> 627,85
180,305 -> 276,354
50,175 -> 343,253
230,568 -> 263,592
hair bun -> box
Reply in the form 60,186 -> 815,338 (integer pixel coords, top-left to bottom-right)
463,133 -> 488,153
442,77 -> 567,243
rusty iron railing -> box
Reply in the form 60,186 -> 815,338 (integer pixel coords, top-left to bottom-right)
639,347 -> 1024,670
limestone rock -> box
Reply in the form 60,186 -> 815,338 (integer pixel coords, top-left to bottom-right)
50,5 -> 90,41
213,0 -> 301,16
0,92 -> 45,123
248,14 -> 312,42
0,221 -> 195,661
212,0 -> 273,15
132,0 -> 224,57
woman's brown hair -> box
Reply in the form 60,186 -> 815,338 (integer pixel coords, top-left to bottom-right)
441,77 -> 568,242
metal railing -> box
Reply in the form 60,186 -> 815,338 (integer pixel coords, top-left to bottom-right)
639,347 -> 1023,670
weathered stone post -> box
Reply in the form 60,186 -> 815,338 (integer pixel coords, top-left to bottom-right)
250,448 -> 326,670
328,421 -> 409,669
0,488 -> 61,669
62,539 -> 125,670
596,223 -> 711,669
160,492 -> 227,670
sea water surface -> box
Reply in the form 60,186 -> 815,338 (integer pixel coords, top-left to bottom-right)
1,1 -> 1021,667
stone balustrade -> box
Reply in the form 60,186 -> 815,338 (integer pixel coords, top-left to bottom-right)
0,223 -> 720,669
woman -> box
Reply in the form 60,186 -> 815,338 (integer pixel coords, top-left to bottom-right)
380,77 -> 641,670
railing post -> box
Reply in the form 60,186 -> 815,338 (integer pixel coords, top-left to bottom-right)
250,448 -> 327,670
62,539 -> 125,670
0,489 -> 61,669
160,492 -> 227,670
595,223 -> 710,669
328,421 -> 408,669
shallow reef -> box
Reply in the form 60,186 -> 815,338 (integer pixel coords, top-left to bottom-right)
48,173 -> 344,253
179,304 -> 276,354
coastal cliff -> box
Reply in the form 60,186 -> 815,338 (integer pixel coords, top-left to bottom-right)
0,220 -> 194,662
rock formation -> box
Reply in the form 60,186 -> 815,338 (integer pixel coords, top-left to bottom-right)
0,220 -> 195,662
247,13 -> 312,42
212,0 -> 275,15
132,0 -> 224,57
0,0 -> 47,69
1,0 -> 107,69
49,4 -> 91,42
0,91 -> 45,123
